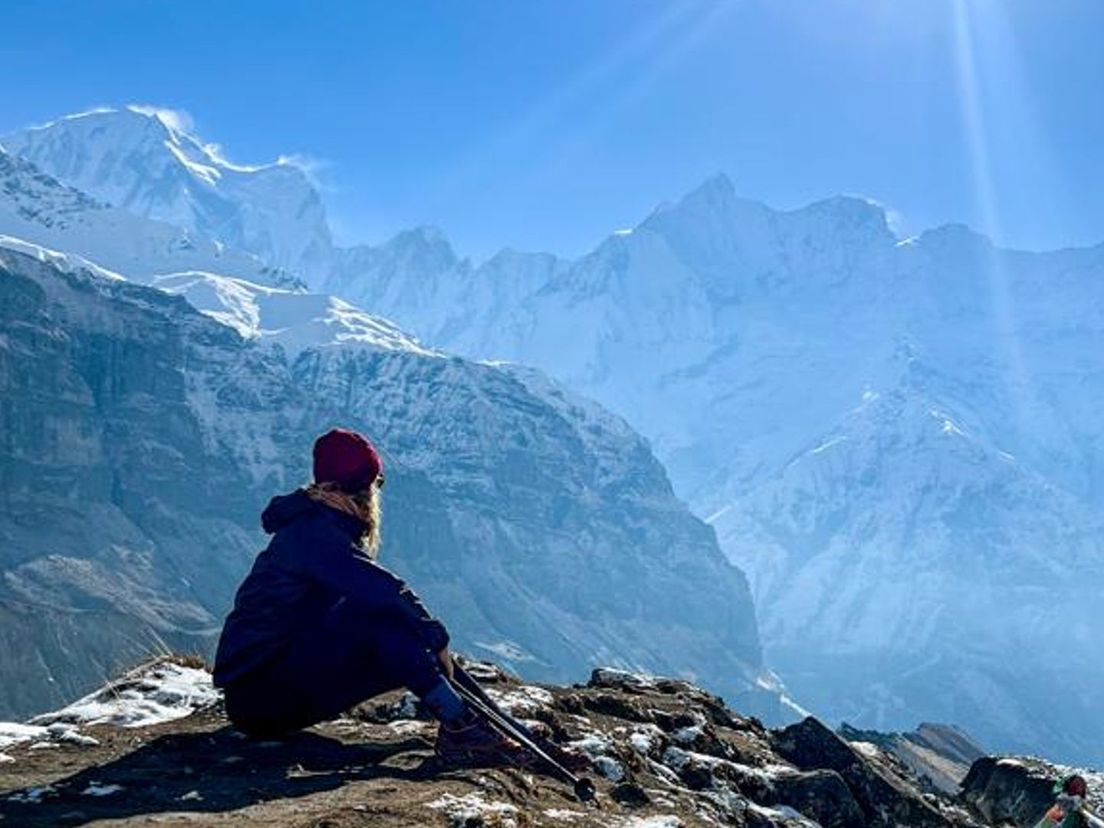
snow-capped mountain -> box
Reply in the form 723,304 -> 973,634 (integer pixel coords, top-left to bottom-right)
323,231 -> 569,351
3,108 -> 333,282
0,237 -> 765,723
300,174 -> 1104,764
0,145 -> 298,287
712,381 -> 1104,762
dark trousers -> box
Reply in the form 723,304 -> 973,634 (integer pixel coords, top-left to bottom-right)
223,600 -> 442,738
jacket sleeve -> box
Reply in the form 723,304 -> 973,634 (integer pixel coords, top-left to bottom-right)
287,524 -> 450,652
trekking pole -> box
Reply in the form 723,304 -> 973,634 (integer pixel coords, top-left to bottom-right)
451,664 -> 576,761
448,664 -> 597,804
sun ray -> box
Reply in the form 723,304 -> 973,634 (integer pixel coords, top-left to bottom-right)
949,0 -> 1032,448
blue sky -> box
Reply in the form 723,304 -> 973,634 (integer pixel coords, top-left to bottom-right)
4,0 -> 1103,259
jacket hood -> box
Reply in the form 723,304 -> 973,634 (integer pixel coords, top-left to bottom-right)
260,490 -> 316,534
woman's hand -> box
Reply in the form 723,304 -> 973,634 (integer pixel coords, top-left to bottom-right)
437,647 -> 455,681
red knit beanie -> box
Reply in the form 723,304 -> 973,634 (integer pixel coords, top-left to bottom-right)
312,428 -> 382,492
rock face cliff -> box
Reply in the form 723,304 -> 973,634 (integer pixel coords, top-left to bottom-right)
0,658 -> 986,828
0,242 -> 763,721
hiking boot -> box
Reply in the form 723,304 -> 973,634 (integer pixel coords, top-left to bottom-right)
548,743 -> 591,773
434,715 -> 534,767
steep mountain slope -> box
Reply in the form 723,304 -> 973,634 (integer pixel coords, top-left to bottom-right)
0,145 -> 298,287
3,108 -> 333,282
709,381 -> 1104,763
0,240 -> 764,722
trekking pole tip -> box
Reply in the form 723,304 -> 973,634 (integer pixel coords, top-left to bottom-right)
574,776 -> 597,804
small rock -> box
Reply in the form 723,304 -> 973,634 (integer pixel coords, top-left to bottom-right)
611,781 -> 651,807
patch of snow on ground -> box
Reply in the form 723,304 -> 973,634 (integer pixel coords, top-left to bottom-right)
612,816 -> 683,828
426,792 -> 519,828
630,725 -> 665,756
543,808 -> 583,821
81,783 -> 124,797
747,801 -> 823,826
569,732 -> 615,759
32,660 -> 220,729
486,684 -> 555,715
849,740 -> 881,759
594,755 -> 626,782
5,784 -> 56,803
673,722 -> 705,745
46,723 -> 99,746
0,723 -> 48,751
473,640 -> 536,663
590,668 -> 657,690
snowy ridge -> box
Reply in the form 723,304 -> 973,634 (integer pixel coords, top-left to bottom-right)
0,146 -> 298,287
150,271 -> 435,357
0,234 -> 125,282
3,107 -> 333,282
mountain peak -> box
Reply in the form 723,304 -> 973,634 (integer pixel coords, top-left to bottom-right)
688,171 -> 737,202
4,106 -> 334,281
916,222 -> 994,252
791,194 -> 895,240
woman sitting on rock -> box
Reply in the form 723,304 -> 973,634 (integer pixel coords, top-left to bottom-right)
213,427 -> 514,763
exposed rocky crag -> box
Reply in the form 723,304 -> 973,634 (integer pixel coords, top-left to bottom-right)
961,755 -> 1103,828
0,658 -> 987,828
0,240 -> 764,722
839,723 -> 985,796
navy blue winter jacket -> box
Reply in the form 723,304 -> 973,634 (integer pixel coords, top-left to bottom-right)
213,490 -> 449,687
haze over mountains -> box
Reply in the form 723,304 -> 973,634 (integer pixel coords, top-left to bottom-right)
3,107 -> 1102,766
0,203 -> 765,725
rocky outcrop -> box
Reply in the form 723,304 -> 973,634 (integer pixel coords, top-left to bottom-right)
961,756 -> 1102,828
0,659 -> 980,827
839,722 -> 985,795
773,718 -> 963,828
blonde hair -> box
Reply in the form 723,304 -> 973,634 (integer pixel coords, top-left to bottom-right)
352,483 -> 382,558
304,479 -> 383,558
